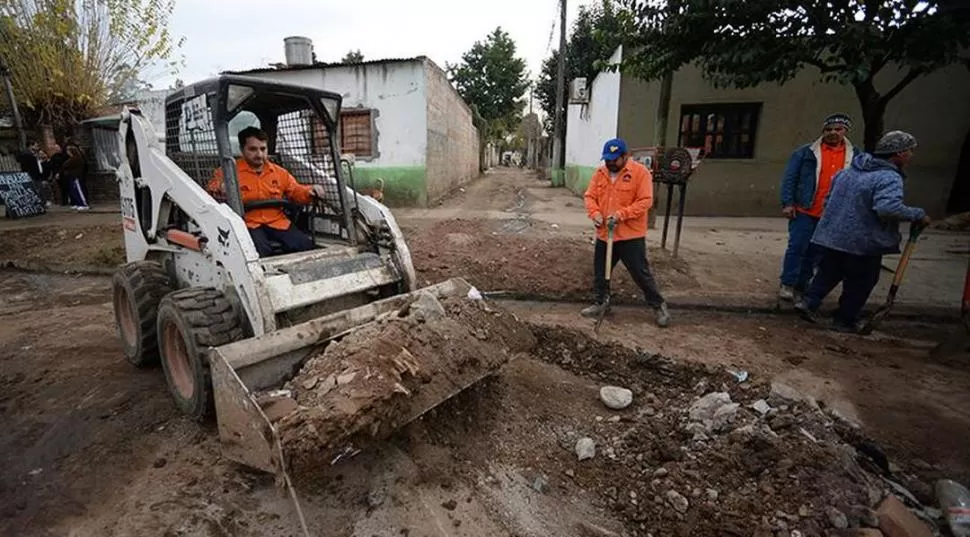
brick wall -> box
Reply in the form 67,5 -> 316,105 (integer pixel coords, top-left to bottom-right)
424,60 -> 480,203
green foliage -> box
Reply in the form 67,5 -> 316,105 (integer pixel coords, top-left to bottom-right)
342,49 -> 364,63
448,27 -> 530,141
0,0 -> 183,132
612,0 -> 970,149
536,0 -> 629,132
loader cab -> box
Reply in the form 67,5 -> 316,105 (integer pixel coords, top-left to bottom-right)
164,75 -> 356,253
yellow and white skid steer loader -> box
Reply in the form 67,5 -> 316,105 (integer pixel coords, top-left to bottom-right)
108,75 -> 489,490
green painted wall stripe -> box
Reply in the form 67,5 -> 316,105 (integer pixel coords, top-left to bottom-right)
565,165 -> 598,196
350,166 -> 427,206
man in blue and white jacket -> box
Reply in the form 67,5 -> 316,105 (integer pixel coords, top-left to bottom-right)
778,113 -> 858,301
795,131 -> 930,333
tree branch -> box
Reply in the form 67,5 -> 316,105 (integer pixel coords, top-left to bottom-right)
880,67 -> 924,105
805,58 -> 849,74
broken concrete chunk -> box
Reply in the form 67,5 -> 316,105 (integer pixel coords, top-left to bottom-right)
770,381 -> 806,403
750,399 -> 771,416
409,292 -> 446,322
688,392 -> 732,422
575,437 -> 596,461
336,371 -> 358,386
665,489 -> 689,513
826,506 -> 849,529
599,386 -> 633,410
712,403 -> 741,431
302,377 -> 318,390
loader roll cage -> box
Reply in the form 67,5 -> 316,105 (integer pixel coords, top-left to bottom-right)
164,75 -> 355,245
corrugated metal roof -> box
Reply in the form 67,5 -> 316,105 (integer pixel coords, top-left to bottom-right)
225,56 -> 428,75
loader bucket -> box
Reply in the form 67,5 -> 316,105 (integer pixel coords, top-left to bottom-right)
207,277 -> 518,479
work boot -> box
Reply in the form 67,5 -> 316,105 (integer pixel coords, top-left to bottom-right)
830,318 -> 865,335
655,303 -> 670,328
793,300 -> 818,324
580,303 -> 608,319
778,285 -> 795,301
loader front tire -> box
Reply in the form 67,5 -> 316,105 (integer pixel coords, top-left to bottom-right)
156,288 -> 244,420
112,261 -> 173,367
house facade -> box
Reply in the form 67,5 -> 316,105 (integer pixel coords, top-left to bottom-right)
232,53 -> 480,207
565,46 -> 970,217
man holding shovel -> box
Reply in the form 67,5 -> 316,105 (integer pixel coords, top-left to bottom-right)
795,131 -> 930,333
581,138 -> 670,328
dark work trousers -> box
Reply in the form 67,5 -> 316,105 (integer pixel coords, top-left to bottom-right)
802,246 -> 882,326
780,212 -> 821,291
249,224 -> 315,257
57,176 -> 72,205
594,237 -> 665,308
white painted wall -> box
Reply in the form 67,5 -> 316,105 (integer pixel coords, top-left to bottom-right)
565,46 -> 622,168
244,61 -> 429,168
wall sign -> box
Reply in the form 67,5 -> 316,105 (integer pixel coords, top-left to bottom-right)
0,172 -> 46,218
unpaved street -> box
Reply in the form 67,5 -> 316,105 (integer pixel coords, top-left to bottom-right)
1,168 -> 968,537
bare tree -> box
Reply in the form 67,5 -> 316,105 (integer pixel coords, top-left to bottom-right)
0,0 -> 183,139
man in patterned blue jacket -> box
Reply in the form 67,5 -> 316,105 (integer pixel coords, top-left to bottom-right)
795,131 -> 931,333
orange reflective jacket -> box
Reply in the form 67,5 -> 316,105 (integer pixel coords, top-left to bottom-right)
207,159 -> 313,230
584,160 -> 654,242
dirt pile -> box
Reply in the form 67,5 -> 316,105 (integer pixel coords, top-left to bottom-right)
405,219 -> 697,301
275,293 -> 536,478
516,327 -> 937,536
0,225 -> 124,270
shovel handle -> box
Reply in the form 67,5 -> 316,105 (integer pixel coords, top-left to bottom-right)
892,222 -> 924,286
604,225 -> 615,281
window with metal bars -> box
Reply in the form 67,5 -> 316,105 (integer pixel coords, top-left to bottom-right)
677,103 -> 762,159
311,109 -> 375,158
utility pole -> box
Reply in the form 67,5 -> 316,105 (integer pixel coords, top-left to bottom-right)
551,0 -> 567,184
0,57 -> 26,152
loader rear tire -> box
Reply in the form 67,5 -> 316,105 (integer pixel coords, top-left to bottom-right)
112,261 -> 173,367
156,288 -> 244,420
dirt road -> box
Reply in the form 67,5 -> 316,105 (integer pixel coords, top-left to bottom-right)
1,168 -> 969,536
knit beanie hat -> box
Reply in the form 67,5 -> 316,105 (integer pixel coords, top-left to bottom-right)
823,113 -> 852,129
874,131 -> 918,156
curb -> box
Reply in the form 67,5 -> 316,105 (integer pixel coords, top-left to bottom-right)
487,291 -> 961,324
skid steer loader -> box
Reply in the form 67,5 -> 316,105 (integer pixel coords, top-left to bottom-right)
108,75 -> 493,496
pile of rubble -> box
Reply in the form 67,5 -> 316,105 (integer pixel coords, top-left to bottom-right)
532,327 -> 946,537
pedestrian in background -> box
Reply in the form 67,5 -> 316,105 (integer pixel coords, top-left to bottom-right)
48,143 -> 70,206
795,131 -> 930,333
778,113 -> 857,301
63,143 -> 89,211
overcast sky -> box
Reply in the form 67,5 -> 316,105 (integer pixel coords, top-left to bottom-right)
157,0 -> 599,93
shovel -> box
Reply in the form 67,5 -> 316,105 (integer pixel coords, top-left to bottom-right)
593,222 -> 615,334
859,223 -> 924,335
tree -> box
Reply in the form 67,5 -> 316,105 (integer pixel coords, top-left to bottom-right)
0,0 -> 182,137
342,49 -> 364,63
536,1 -> 628,133
448,27 -> 529,140
613,0 -> 970,150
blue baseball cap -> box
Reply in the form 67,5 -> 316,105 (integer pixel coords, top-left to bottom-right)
601,138 -> 627,161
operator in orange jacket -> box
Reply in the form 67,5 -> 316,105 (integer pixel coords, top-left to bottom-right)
582,138 -> 670,327
207,126 -> 328,257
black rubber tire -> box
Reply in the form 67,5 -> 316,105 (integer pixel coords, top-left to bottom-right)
156,288 -> 244,420
112,261 -> 173,367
